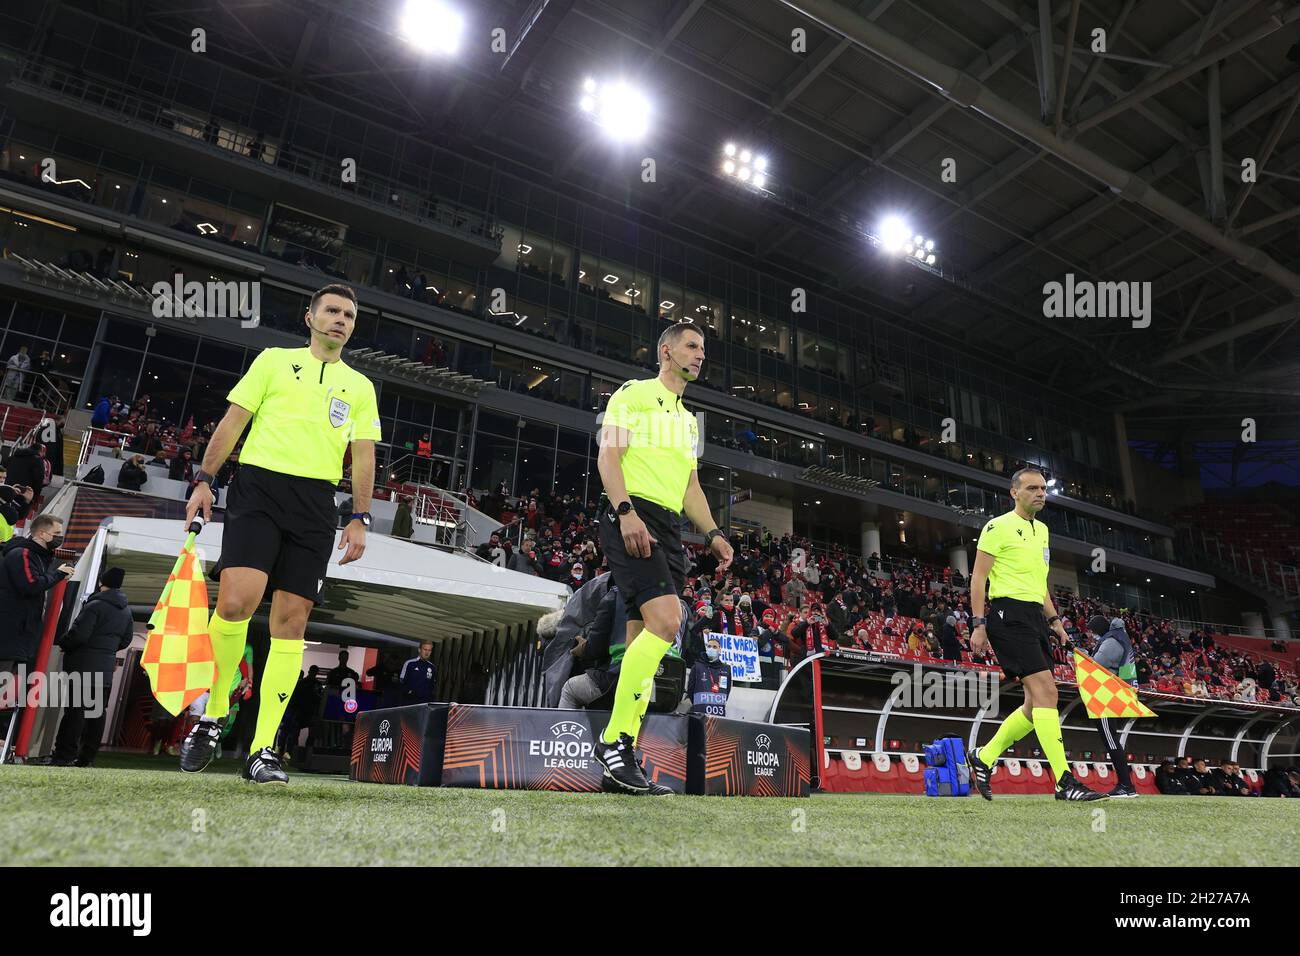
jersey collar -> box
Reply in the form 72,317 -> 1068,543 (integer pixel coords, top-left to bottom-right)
652,377 -> 683,406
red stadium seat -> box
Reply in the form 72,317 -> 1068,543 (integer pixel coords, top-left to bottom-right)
1130,764 -> 1159,795
841,750 -> 871,793
1024,759 -> 1054,794
899,753 -> 925,794
997,758 -> 1028,795
866,751 -> 902,793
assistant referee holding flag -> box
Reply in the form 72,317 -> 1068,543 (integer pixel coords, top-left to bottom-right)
594,322 -> 733,794
967,467 -> 1102,801
179,283 -> 381,784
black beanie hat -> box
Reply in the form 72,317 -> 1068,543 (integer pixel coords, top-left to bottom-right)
1087,614 -> 1109,637
100,567 -> 125,590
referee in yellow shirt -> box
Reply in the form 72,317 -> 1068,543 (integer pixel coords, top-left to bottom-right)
179,283 -> 381,784
967,467 -> 1101,801
594,322 -> 733,794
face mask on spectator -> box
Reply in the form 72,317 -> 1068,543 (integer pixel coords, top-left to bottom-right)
706,646 -> 720,662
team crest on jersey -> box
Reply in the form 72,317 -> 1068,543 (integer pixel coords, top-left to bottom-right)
329,397 -> 350,427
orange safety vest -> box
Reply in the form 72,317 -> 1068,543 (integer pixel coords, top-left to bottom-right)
416,439 -> 432,457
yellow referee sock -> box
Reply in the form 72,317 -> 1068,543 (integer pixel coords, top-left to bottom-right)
601,630 -> 669,745
250,638 -> 305,752
1032,707 -> 1070,784
202,612 -> 251,720
977,707 -> 1035,768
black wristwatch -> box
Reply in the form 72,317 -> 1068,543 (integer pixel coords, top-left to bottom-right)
615,501 -> 635,518
350,512 -> 372,528
970,616 -> 987,628
194,470 -> 217,489
705,528 -> 725,546
1047,615 -> 1061,625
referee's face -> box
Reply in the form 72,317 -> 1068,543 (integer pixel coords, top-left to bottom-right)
1012,471 -> 1047,515
664,327 -> 705,380
306,294 -> 356,350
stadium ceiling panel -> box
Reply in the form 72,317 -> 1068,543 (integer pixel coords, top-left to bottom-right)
64,0 -> 1300,433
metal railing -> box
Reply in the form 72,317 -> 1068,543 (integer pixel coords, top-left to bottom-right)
0,373 -> 71,430
10,58 -> 503,245
1177,527 -> 1300,601
1170,618 -> 1292,641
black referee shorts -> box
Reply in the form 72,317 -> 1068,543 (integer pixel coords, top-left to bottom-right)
986,597 -> 1055,680
598,495 -> 687,620
214,464 -> 337,604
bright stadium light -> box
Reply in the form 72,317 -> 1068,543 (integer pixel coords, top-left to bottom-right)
926,253 -> 936,265
925,238 -> 934,251
398,0 -> 464,54
580,78 -> 652,142
718,142 -> 772,192
879,216 -> 910,253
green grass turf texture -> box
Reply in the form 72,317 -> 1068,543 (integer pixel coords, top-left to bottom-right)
2,754 -> 1294,866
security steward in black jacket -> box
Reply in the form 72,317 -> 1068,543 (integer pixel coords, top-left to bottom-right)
51,567 -> 134,766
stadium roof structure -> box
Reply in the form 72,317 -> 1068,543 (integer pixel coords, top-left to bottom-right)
99,516 -> 569,651
44,0 -> 1300,441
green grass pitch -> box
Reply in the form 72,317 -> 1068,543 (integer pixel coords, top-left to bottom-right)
2,755 -> 1295,866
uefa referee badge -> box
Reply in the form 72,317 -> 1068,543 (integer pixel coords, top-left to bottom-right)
329,396 -> 350,427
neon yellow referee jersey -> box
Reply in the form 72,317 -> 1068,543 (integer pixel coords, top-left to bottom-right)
602,377 -> 699,513
976,509 -> 1050,604
227,346 -> 382,483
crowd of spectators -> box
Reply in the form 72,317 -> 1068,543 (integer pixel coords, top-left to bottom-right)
88,393 -> 237,495
470,483 -> 1299,710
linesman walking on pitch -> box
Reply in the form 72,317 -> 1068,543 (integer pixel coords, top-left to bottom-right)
594,322 -> 733,794
966,467 -> 1102,801
180,283 -> 381,784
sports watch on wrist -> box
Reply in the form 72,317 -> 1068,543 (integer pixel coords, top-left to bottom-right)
350,512 -> 372,528
1047,615 -> 1061,625
615,501 -> 635,518
970,616 -> 987,628
194,470 -> 217,489
704,528 -> 725,546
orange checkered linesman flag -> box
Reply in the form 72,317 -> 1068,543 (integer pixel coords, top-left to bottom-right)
1073,650 -> 1156,719
141,519 -> 215,715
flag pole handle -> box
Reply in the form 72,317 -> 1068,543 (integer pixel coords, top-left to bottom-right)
188,516 -> 205,537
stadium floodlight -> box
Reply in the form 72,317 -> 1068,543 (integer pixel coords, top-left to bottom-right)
879,216 -> 910,253
398,0 -> 464,54
926,254 -> 936,265
925,238 -> 934,251
579,78 -> 652,142
719,142 -> 771,191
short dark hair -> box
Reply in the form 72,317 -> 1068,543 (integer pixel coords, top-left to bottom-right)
657,322 -> 703,360
30,514 -> 62,535
1010,467 -> 1045,489
310,283 -> 358,313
